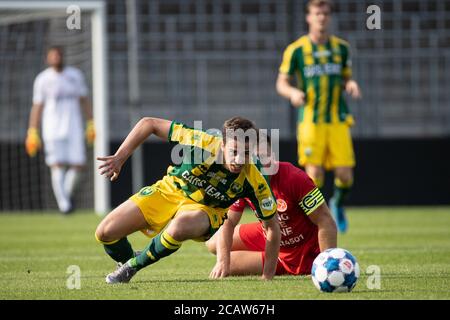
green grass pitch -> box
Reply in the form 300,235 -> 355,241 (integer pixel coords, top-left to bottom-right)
0,207 -> 449,300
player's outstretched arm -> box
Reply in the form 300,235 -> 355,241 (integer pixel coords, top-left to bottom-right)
261,216 -> 280,280
308,203 -> 338,251
97,117 -> 171,181
209,209 -> 243,279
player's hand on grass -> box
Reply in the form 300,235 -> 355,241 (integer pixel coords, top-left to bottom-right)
85,119 -> 96,146
97,155 -> 124,181
345,80 -> 362,99
209,262 -> 230,279
25,128 -> 41,157
289,89 -> 305,107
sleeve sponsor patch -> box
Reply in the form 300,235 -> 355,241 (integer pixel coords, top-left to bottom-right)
299,187 -> 324,215
261,197 -> 275,211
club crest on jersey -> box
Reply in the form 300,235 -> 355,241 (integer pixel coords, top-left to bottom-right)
277,199 -> 288,212
140,186 -> 154,196
230,182 -> 243,194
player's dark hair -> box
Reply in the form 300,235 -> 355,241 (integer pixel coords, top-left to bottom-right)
222,117 -> 257,143
306,0 -> 333,14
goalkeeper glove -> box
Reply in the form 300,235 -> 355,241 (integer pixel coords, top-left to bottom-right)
85,119 -> 96,146
25,128 -> 41,157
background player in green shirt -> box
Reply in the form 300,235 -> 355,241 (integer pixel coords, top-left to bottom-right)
276,0 -> 362,233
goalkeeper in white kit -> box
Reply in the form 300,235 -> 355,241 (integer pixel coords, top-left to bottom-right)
25,46 -> 96,214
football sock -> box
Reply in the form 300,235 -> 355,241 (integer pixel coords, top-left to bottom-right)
64,167 -> 81,198
50,166 -> 71,212
96,236 -> 134,264
332,178 -> 353,207
130,230 -> 182,270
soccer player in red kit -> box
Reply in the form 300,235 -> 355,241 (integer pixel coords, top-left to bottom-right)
206,135 -> 337,277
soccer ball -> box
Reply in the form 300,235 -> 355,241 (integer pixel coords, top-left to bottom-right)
311,248 -> 360,293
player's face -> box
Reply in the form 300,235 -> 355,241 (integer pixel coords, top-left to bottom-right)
47,49 -> 63,69
307,5 -> 331,33
222,139 -> 251,173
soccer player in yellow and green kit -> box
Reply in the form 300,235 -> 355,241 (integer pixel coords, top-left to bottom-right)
95,116 -> 280,283
276,0 -> 362,233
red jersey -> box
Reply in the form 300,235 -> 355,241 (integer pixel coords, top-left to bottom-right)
230,162 -> 324,251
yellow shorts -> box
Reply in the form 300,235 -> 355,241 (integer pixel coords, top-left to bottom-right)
130,177 -> 228,241
297,122 -> 355,170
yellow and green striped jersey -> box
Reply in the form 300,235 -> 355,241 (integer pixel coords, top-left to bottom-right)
279,35 -> 352,124
165,121 -> 277,220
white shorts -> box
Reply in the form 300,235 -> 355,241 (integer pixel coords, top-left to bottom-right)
44,135 -> 86,166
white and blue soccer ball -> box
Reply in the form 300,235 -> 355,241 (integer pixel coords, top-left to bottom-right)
311,248 -> 360,293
